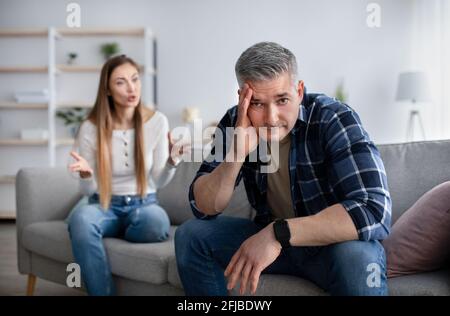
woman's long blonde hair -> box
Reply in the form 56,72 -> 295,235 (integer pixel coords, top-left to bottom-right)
86,55 -> 153,210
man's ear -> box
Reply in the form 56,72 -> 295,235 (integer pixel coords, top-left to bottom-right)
297,80 -> 304,99
297,80 -> 304,95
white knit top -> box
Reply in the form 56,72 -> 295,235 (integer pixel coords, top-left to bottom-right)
77,111 -> 176,196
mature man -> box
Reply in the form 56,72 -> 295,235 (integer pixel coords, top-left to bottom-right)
175,42 -> 391,296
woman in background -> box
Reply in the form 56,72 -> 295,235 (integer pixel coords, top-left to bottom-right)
67,54 -> 187,295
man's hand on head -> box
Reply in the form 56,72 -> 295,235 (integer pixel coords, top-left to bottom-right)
227,83 -> 259,162
224,222 -> 282,295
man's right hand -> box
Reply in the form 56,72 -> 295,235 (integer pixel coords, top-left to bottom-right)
228,83 -> 259,162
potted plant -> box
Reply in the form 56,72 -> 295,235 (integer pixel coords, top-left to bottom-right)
100,42 -> 120,61
335,80 -> 348,103
56,107 -> 89,137
67,52 -> 78,65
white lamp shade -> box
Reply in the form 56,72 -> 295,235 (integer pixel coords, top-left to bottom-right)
396,71 -> 431,102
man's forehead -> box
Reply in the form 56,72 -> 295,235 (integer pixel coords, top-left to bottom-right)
247,76 -> 294,99
249,84 -> 294,100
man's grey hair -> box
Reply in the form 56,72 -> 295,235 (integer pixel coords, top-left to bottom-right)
235,42 -> 298,87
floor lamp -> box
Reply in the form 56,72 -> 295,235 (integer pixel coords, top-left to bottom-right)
396,71 -> 431,142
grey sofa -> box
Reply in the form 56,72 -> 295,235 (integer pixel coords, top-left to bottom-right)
16,140 -> 450,295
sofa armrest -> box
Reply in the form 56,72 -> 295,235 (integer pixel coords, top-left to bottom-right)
16,167 -> 81,274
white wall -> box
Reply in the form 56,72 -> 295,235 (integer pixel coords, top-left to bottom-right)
0,0 -> 422,145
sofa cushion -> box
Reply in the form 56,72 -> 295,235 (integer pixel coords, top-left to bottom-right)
387,269 -> 450,295
167,255 -> 182,289
104,226 -> 177,285
382,181 -> 450,278
378,140 -> 450,224
22,221 -> 75,263
22,221 -> 179,285
158,161 -> 254,225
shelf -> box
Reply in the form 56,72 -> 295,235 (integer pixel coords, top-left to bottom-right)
0,139 -> 48,146
57,102 -> 92,109
55,64 -> 151,74
0,66 -> 48,73
0,175 -> 16,184
0,28 -> 48,37
0,102 -> 48,109
0,138 -> 77,146
56,102 -> 154,109
0,27 -> 150,38
56,65 -> 102,72
0,210 -> 16,219
0,26 -> 157,170
57,28 -> 146,37
56,138 -> 75,146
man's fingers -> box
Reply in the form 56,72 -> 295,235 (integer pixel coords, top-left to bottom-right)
241,86 -> 252,111
238,83 -> 248,106
224,249 -> 240,277
239,262 -> 253,295
250,267 -> 262,295
227,256 -> 246,291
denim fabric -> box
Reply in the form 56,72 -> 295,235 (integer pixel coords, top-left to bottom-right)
68,193 -> 170,296
175,216 -> 388,296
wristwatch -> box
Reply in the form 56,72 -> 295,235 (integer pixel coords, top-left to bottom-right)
273,219 -> 291,249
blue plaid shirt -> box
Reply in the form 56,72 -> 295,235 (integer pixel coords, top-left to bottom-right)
189,90 -> 391,241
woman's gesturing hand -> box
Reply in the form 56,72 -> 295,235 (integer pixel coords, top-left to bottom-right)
69,151 -> 94,179
168,132 -> 191,166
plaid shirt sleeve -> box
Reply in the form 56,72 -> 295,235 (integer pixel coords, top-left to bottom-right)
323,105 -> 391,241
188,107 -> 243,219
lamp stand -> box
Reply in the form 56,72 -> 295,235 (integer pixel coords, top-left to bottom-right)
406,109 -> 426,142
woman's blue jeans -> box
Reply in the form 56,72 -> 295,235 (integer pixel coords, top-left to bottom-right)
67,193 -> 170,296
175,216 -> 388,296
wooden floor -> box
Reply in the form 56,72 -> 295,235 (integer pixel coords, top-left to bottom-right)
0,221 -> 85,296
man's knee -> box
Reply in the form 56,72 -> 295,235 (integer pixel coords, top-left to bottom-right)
326,240 -> 387,295
175,219 -> 209,250
175,219 -> 208,269
329,240 -> 385,267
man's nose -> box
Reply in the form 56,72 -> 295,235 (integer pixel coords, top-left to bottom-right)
265,104 -> 279,126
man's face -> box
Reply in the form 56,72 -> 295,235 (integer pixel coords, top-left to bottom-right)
240,72 -> 304,142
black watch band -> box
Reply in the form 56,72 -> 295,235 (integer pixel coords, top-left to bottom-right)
273,219 -> 291,249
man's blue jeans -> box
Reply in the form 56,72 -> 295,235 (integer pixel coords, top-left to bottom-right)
175,216 -> 388,296
67,193 -> 170,296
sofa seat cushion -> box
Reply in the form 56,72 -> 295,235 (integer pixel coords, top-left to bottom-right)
103,227 -> 177,285
167,255 -> 182,289
22,221 -> 178,285
168,254 -> 327,295
388,269 -> 450,295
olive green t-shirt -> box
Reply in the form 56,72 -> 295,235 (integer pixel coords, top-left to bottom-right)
266,134 -> 295,220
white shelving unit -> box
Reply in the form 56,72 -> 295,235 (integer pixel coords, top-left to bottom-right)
0,27 -> 158,219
